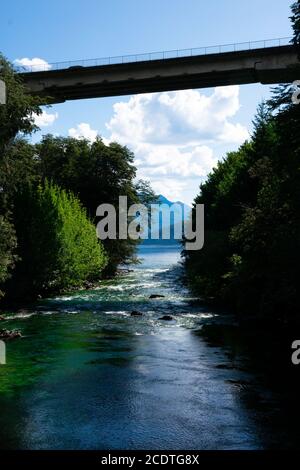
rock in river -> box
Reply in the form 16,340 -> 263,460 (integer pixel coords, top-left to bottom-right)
131,311 -> 143,317
149,294 -> 165,299
0,329 -> 22,340
159,315 -> 174,321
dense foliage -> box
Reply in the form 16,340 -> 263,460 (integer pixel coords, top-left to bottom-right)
0,55 -> 154,303
5,182 -> 107,301
0,53 -> 41,298
35,135 -> 142,273
184,89 -> 300,322
184,2 -> 300,321
0,216 -> 17,298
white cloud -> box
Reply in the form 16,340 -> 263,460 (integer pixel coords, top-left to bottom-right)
150,178 -> 187,202
107,87 -> 248,146
134,143 -> 216,178
14,57 -> 51,72
68,122 -> 98,142
106,87 -> 249,203
33,110 -> 58,127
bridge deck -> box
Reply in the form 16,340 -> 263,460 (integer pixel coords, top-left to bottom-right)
20,44 -> 299,103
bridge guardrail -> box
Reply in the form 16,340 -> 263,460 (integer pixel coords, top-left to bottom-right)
15,37 -> 293,73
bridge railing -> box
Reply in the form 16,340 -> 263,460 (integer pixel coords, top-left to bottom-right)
15,37 -> 292,73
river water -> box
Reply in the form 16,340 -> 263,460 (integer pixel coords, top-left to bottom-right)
0,245 -> 296,449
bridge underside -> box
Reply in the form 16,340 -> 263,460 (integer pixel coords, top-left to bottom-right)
21,45 -> 299,104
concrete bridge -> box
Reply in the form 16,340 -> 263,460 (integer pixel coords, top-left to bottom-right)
19,38 -> 299,104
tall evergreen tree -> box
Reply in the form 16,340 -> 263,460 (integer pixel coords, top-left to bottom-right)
291,0 -> 300,46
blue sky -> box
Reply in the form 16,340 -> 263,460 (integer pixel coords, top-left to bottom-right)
1,0 -> 293,203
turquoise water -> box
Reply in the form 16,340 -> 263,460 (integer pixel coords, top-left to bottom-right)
0,245 -> 286,449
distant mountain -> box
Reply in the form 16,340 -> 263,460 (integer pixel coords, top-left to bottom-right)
158,195 -> 191,214
142,195 -> 191,245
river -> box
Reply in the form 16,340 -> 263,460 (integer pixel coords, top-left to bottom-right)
0,245 -> 297,449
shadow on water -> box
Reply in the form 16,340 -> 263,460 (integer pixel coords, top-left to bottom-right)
193,322 -> 300,449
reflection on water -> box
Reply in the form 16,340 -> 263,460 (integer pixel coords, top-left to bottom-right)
0,245 -> 298,449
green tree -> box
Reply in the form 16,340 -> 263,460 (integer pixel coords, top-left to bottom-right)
184,94 -> 300,320
0,216 -> 17,298
0,54 -> 41,153
268,2 -> 300,110
5,182 -> 107,302
290,0 -> 300,46
0,55 -> 42,294
35,135 -> 152,272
